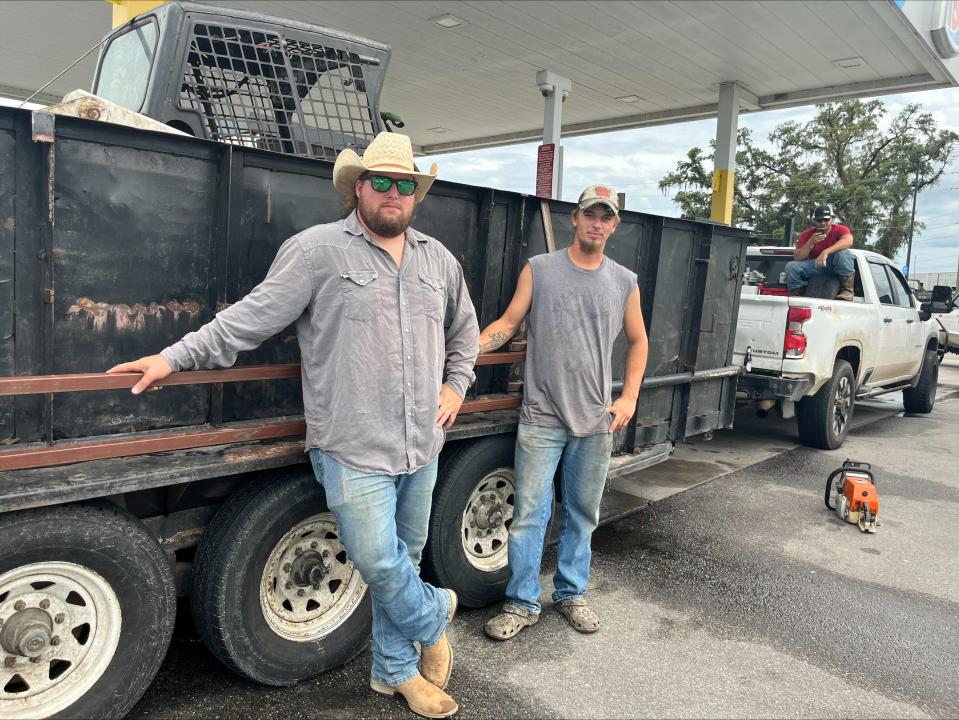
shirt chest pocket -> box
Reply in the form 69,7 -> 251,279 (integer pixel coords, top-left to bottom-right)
419,274 -> 446,321
341,269 -> 381,321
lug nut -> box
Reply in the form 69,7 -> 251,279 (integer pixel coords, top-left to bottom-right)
30,657 -> 41,664
294,547 -> 303,556
283,563 -> 292,572
471,507 -> 477,514
310,541 -> 318,549
3,657 -> 14,668
14,600 -> 25,611
54,613 -> 65,624
297,589 -> 305,597
39,599 -> 50,610
285,582 -> 293,590
50,636 -> 61,647
322,550 -> 330,558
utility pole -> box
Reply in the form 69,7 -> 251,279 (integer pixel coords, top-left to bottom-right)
783,213 -> 795,248
905,161 -> 921,277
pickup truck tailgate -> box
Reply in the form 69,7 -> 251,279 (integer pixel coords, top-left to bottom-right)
733,292 -> 788,372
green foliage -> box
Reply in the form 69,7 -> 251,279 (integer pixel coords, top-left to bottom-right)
658,99 -> 958,256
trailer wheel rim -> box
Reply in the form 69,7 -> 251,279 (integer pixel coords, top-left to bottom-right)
461,468 -> 515,572
0,562 -> 122,720
260,513 -> 367,642
833,375 -> 852,437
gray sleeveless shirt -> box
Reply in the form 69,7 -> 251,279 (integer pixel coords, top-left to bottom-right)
520,249 -> 638,436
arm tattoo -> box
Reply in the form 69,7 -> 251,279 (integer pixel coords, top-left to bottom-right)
479,331 -> 510,354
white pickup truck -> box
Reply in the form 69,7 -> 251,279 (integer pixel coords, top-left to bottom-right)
733,247 -> 943,449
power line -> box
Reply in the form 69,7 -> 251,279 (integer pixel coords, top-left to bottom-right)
921,218 -> 959,231
915,209 -> 959,223
910,251 -> 959,263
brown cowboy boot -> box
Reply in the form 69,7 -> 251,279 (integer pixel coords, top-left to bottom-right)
421,589 -> 457,689
836,274 -> 855,301
370,675 -> 459,718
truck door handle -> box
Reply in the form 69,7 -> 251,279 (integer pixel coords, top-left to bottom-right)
906,319 -> 915,324
883,317 -> 893,323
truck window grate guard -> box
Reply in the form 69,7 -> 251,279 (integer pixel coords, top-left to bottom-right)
178,21 -> 376,160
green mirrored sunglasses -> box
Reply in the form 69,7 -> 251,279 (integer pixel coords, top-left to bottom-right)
368,175 -> 418,196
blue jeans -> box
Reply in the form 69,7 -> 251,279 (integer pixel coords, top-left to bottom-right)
785,249 -> 855,291
309,449 -> 452,687
505,422 -> 614,615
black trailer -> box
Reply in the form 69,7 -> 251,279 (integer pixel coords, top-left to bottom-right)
0,106 -> 746,716
0,5 -> 747,717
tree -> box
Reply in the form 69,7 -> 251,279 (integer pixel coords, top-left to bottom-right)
659,99 -> 958,257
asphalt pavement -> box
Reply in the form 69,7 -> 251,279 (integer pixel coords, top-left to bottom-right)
130,357 -> 959,719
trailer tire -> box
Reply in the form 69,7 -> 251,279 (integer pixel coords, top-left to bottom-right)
903,348 -> 938,414
797,359 -> 855,450
423,435 -> 516,608
0,502 -> 174,720
191,472 -> 371,686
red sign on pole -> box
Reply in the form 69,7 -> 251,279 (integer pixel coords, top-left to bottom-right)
535,143 -> 555,198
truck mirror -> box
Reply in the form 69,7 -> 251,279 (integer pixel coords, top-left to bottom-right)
921,301 -> 949,316
930,285 -> 952,303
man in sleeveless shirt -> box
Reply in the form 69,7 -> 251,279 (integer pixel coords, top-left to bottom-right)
477,184 -> 649,639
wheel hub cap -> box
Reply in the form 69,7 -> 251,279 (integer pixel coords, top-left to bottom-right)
475,497 -> 504,531
290,551 -> 329,589
461,469 -> 516,572
259,514 -> 368,642
0,562 -> 122,720
0,610 -> 52,658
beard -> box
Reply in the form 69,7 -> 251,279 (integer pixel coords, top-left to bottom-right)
357,196 -> 414,238
575,233 -> 605,255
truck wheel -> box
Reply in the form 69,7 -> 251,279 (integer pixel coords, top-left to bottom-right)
903,348 -> 938,414
423,436 -> 516,608
191,473 -> 371,686
797,359 -> 855,450
0,503 -> 174,720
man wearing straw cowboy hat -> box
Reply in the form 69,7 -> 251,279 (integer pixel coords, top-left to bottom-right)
107,132 -> 479,718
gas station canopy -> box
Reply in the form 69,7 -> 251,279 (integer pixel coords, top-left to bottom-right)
0,0 -> 957,154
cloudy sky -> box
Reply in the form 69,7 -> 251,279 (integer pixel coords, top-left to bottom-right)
426,86 -> 959,277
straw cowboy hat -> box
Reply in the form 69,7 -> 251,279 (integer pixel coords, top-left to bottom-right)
333,132 -> 438,204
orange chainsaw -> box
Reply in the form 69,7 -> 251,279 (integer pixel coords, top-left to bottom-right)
824,460 -> 878,533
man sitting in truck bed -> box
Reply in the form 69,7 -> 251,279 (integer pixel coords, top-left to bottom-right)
785,204 -> 855,301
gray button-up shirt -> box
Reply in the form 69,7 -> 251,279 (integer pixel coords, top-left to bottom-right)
161,211 -> 479,475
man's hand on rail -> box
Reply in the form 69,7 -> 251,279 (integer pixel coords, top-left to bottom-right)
106,355 -> 173,395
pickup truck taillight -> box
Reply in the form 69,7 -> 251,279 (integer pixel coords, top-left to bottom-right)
784,306 -> 812,358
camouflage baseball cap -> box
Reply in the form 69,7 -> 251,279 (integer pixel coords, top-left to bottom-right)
577,184 -> 619,215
